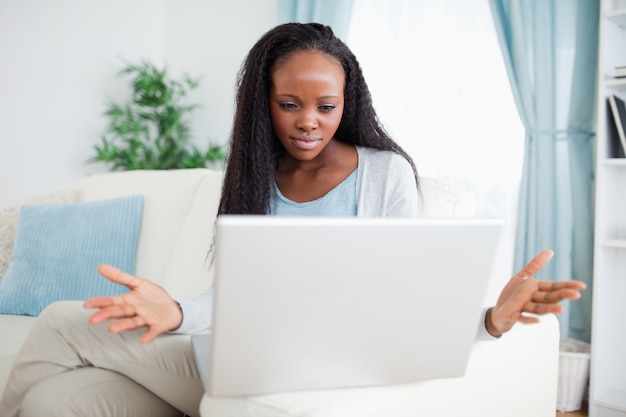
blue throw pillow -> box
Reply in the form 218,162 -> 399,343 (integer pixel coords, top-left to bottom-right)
0,194 -> 143,316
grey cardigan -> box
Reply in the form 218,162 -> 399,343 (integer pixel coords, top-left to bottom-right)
355,146 -> 419,218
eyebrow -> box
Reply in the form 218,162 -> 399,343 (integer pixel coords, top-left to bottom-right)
274,94 -> 340,100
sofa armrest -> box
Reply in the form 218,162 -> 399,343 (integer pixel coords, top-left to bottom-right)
199,314 -> 559,417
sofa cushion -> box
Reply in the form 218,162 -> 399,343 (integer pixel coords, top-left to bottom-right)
0,195 -> 143,316
160,169 -> 223,299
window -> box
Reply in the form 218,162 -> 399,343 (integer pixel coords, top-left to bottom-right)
347,0 -> 524,218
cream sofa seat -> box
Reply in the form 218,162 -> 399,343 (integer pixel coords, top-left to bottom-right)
199,316 -> 558,417
0,169 -> 559,417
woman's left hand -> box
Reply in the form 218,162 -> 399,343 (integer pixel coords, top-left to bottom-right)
83,264 -> 183,344
486,249 -> 587,337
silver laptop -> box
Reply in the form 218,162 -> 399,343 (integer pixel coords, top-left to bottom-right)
198,216 -> 503,397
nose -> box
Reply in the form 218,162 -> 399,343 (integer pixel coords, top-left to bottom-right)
296,110 -> 318,133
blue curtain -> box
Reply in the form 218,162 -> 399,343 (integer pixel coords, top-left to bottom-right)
278,0 -> 355,41
489,0 -> 599,342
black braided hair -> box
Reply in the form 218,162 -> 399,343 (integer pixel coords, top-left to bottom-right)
218,22 -> 419,215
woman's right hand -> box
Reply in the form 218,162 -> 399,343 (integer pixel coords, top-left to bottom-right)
83,264 -> 183,344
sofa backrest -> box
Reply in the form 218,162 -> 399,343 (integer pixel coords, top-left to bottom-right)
55,169 -> 475,299
418,177 -> 477,218
58,169 -> 222,299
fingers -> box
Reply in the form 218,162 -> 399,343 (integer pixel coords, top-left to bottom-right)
97,311 -> 163,344
531,288 -> 583,304
516,314 -> 540,325
97,264 -> 144,290
87,303 -> 136,325
103,315 -> 161,344
108,315 -> 146,333
83,295 -> 124,310
537,280 -> 587,291
522,301 -> 564,316
498,250 -> 555,304
140,328 -> 162,344
87,304 -> 163,342
514,249 -> 554,280
515,278 -> 584,316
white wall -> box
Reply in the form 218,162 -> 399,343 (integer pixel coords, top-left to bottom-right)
0,0 -> 277,208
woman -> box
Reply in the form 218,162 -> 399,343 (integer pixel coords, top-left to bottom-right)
0,23 -> 585,417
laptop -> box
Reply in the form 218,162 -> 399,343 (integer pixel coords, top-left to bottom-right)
193,216 -> 503,397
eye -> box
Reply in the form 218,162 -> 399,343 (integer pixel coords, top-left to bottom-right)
318,104 -> 336,113
279,102 -> 298,110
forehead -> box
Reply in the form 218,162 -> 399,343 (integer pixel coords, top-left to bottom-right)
271,51 -> 345,86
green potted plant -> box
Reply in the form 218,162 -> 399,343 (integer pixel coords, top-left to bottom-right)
89,60 -> 226,171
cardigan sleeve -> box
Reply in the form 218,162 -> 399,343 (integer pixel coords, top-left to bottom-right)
355,146 -> 419,218
170,286 -> 214,334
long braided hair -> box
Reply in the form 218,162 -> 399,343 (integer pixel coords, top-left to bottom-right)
217,22 -> 419,215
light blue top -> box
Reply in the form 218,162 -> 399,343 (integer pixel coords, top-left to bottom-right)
269,169 -> 358,217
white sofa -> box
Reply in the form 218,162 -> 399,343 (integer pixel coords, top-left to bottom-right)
0,168 -> 560,417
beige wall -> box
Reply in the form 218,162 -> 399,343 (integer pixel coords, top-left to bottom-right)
0,0 -> 277,208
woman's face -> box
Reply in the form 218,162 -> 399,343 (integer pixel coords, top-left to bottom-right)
269,51 -> 345,162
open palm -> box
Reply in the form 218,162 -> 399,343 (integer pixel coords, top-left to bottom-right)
83,264 -> 183,344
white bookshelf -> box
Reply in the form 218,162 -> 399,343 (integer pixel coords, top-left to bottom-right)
590,2 -> 626,416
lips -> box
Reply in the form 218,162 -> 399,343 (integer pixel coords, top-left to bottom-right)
290,136 -> 322,150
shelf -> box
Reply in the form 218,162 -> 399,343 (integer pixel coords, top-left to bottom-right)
606,8 -> 626,27
605,78 -> 626,90
597,390 -> 626,412
602,239 -> 626,249
593,5 -> 626,417
604,158 -> 626,167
